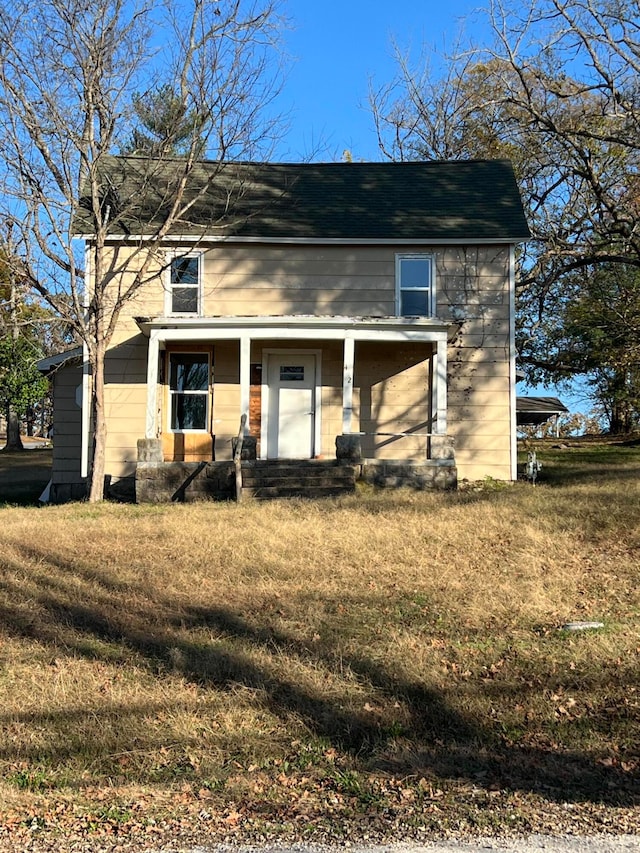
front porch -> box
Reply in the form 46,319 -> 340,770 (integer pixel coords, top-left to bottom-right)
135,454 -> 356,502
134,315 -> 457,500
135,439 -> 456,503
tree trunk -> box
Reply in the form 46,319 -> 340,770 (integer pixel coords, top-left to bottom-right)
88,339 -> 107,501
4,405 -> 24,451
610,402 -> 633,435
607,370 -> 635,435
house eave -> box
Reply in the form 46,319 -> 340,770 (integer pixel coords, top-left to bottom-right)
135,314 -> 451,343
76,233 -> 530,246
37,346 -> 83,374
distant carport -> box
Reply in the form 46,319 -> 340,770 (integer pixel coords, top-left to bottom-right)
516,396 -> 569,438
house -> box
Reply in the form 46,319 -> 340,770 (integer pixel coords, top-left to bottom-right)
42,157 -> 530,502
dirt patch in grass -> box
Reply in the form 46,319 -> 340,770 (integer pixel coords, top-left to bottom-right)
0,446 -> 52,505
0,442 -> 639,850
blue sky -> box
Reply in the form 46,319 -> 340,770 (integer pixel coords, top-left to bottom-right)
277,0 -> 483,162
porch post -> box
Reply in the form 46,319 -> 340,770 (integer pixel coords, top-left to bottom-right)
342,334 -> 355,434
145,330 -> 160,439
240,334 -> 251,434
435,335 -> 448,435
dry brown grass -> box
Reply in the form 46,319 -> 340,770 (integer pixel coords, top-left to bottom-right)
0,441 -> 639,845
0,447 -> 51,505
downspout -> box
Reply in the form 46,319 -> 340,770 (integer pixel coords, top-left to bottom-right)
509,244 -> 517,481
81,244 -> 91,480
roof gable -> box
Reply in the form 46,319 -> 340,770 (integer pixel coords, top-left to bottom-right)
76,157 -> 530,242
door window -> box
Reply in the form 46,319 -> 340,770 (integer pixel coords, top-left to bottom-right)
280,365 -> 305,382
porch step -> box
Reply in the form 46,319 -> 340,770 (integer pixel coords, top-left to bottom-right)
240,460 -> 357,500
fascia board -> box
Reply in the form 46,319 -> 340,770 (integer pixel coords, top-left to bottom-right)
78,234 -> 530,246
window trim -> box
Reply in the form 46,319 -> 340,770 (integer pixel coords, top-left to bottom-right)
167,351 -> 211,433
165,252 -> 203,316
395,253 -> 435,317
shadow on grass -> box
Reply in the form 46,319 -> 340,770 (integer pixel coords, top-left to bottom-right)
0,448 -> 52,505
0,542 -> 638,807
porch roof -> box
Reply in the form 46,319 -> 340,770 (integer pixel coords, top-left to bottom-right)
141,314 -> 451,442
135,314 -> 450,343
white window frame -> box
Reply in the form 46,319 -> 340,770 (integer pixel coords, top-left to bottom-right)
165,252 -> 203,316
395,253 -> 435,317
167,351 -> 211,433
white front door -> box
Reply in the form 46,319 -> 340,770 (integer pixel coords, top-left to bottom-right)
266,353 -> 316,458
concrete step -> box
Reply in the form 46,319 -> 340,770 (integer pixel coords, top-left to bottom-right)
242,475 -> 354,488
242,466 -> 355,482
243,485 -> 355,499
239,461 -> 357,499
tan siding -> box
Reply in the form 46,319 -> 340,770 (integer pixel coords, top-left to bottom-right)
201,244 -> 398,317
448,376 -> 511,396
449,388 -> 511,408
355,342 -> 432,461
50,361 -> 84,486
319,343 -> 346,457
102,326 -> 149,478
442,246 -> 512,481
449,347 -> 512,368
211,341 -> 240,460
92,241 -> 514,483
449,407 -> 511,423
458,461 -> 512,481
202,292 -> 394,316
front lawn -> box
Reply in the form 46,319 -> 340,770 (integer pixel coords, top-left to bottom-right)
0,440 -> 639,849
0,446 -> 52,505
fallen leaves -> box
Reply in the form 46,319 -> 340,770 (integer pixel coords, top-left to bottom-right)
1,769 -> 640,853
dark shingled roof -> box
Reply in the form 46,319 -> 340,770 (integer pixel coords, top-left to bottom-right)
516,396 -> 569,426
75,156 -> 530,241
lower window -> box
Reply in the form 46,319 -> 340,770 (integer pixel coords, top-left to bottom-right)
169,353 -> 209,430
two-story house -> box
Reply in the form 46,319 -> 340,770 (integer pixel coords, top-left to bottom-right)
41,157 -> 530,502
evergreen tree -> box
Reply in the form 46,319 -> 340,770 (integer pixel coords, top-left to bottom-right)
0,252 -> 49,450
122,85 -> 206,157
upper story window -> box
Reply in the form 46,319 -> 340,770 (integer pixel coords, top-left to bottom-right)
167,253 -> 202,315
396,254 -> 434,316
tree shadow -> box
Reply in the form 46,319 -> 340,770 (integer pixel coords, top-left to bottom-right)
0,543 -> 638,805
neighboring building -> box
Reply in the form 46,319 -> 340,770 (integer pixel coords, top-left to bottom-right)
516,396 -> 569,438
41,158 -> 530,502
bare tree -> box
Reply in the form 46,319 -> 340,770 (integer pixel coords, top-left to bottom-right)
0,0 -> 286,500
370,0 -> 640,413
372,3 -> 640,277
